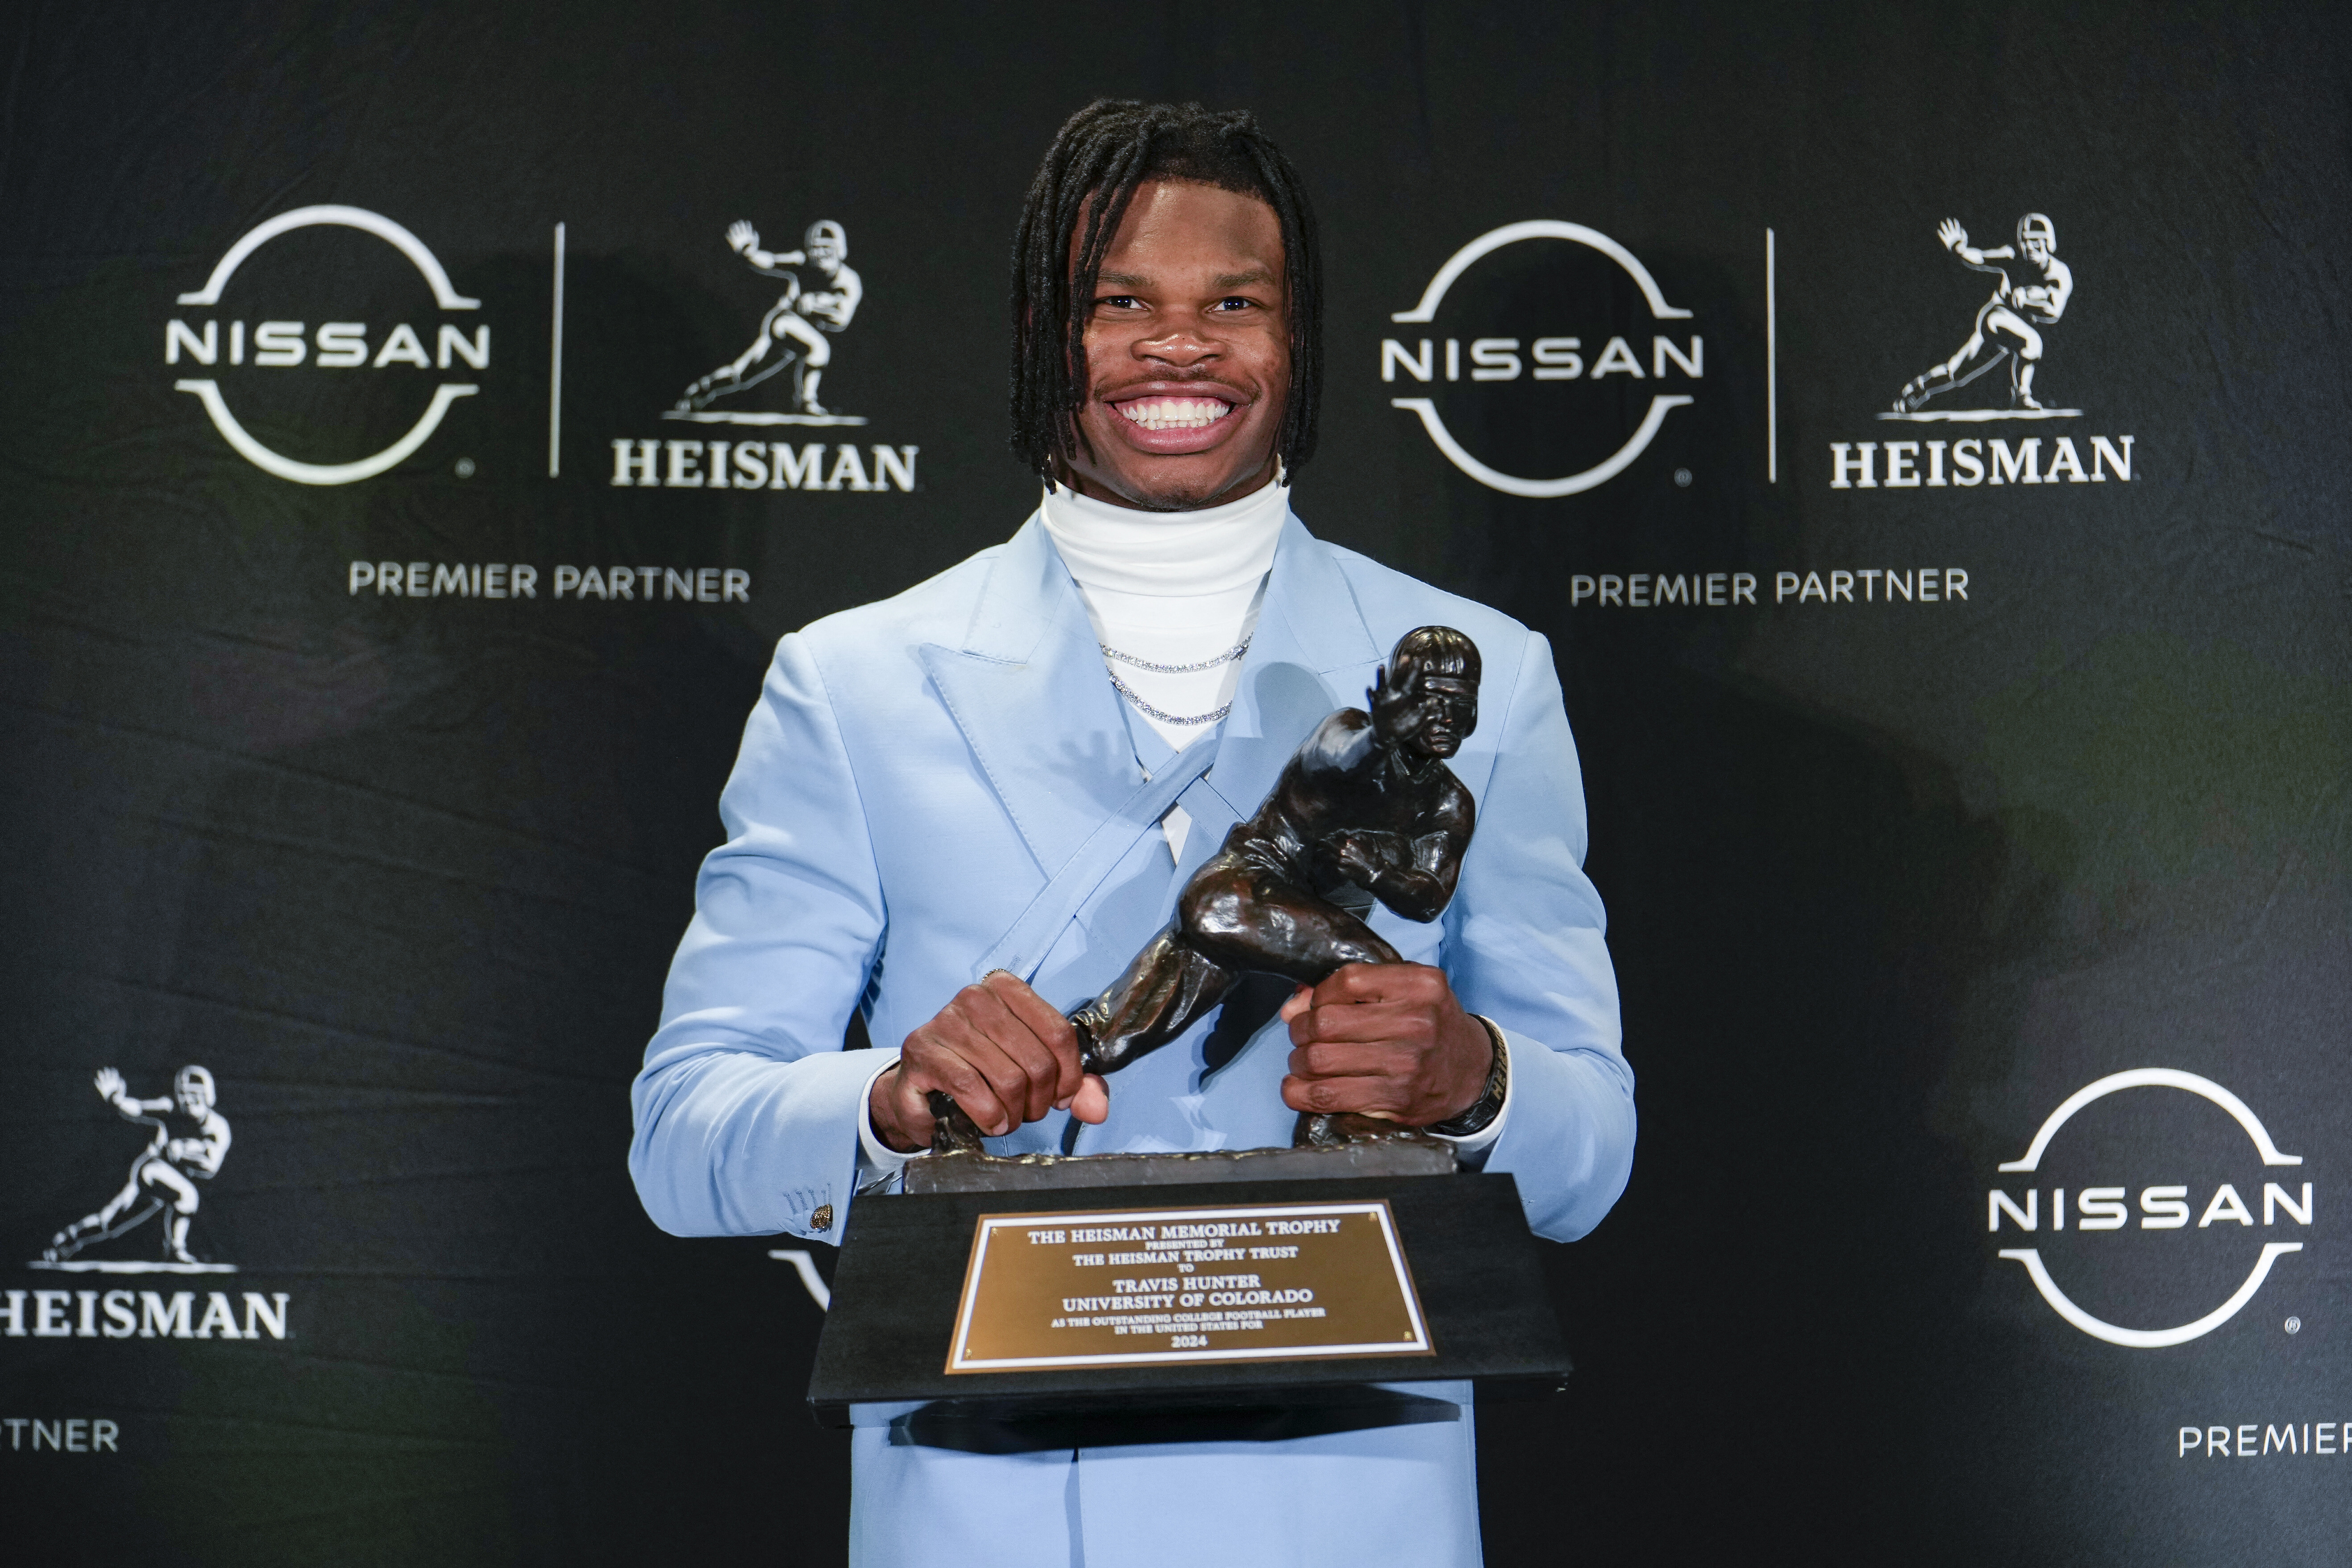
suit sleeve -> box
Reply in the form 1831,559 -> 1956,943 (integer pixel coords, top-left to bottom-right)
1445,630 -> 1635,1242
628,632 -> 886,1244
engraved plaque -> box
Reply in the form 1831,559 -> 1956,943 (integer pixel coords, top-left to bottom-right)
945,1199 -> 1434,1373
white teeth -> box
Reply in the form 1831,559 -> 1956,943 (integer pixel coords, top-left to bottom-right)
1119,397 -> 1233,431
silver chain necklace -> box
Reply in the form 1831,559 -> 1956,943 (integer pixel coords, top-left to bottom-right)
1097,638 -> 1250,674
1097,636 -> 1249,726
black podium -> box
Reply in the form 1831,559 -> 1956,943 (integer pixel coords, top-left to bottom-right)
808,1165 -> 1572,1441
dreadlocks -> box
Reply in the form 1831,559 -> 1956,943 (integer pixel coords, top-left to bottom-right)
1009,99 -> 1323,484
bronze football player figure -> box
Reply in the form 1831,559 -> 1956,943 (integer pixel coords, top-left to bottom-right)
932,624 -> 1482,1152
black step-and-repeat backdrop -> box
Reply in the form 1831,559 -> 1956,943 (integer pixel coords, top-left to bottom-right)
4,4 -> 2347,1562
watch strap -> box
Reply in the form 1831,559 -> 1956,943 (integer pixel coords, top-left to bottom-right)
1427,1015 -> 1508,1138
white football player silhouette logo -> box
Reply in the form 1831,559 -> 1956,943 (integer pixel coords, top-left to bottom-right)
674,218 -> 864,419
1893,213 -> 2074,414
42,1066 -> 233,1268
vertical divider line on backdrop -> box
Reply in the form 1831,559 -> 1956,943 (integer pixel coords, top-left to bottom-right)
1766,226 -> 1777,484
549,222 -> 566,478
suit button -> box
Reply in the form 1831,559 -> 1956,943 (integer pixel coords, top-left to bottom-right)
811,1205 -> 834,1231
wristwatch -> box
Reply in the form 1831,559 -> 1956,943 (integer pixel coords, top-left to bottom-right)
1428,1015 -> 1509,1138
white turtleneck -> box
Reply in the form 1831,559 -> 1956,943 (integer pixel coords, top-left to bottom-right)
1040,477 -> 1288,746
1040,475 -> 1287,866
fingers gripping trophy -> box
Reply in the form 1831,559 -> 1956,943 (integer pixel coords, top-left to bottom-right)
924,625 -> 1507,1156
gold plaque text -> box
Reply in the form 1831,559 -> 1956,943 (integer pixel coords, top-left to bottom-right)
945,1200 -> 1434,1373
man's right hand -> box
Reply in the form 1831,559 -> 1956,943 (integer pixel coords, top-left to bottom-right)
868,972 -> 1109,1154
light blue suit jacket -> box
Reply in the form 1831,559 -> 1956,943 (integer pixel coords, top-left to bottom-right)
630,511 -> 1634,1566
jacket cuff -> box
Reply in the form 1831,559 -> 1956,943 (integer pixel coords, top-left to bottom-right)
856,1053 -> 929,1182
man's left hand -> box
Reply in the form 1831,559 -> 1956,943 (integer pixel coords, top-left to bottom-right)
1278,963 -> 1492,1125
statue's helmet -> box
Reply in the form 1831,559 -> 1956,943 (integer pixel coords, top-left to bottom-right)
1371,625 -> 1482,753
2017,212 -> 2057,252
1388,625 -> 1481,691
805,219 -> 847,254
175,1065 -> 216,1109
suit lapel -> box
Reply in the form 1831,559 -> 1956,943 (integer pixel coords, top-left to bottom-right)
1200,513 -> 1383,826
919,509 -> 1381,901
917,515 -> 1139,879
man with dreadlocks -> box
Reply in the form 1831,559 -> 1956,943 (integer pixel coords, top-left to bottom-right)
632,100 -> 1633,1566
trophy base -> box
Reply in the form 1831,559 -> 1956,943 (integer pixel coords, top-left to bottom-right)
902,1134 -> 1456,1194
809,1171 -> 1571,1427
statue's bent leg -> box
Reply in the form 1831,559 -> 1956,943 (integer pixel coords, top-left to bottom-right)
1176,864 -> 1421,1149
1044,858 -> 1416,1154
1180,862 -> 1401,985
931,927 -> 1233,1152
1072,923 -> 1236,1074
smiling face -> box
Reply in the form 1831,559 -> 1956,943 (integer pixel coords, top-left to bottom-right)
1055,180 -> 1291,511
